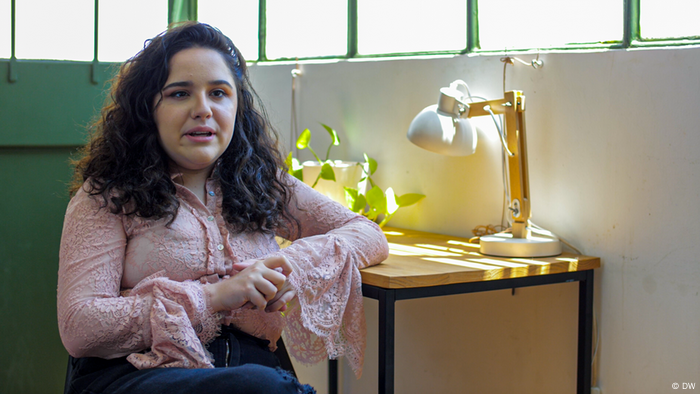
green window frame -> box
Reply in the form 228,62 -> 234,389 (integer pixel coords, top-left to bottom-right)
242,0 -> 700,61
4,0 -> 699,74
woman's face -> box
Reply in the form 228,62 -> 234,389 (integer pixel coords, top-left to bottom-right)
153,47 -> 237,174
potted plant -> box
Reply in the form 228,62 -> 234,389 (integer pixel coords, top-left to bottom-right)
286,124 -> 425,228
286,124 -> 364,203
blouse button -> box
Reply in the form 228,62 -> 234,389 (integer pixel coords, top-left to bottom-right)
208,191 -> 215,196
217,244 -> 224,251
207,216 -> 215,221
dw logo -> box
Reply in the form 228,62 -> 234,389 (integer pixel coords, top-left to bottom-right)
672,382 -> 697,389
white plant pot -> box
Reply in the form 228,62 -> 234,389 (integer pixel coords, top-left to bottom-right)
301,160 -> 365,205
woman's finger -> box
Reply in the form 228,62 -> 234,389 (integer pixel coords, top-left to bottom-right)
262,270 -> 287,290
232,259 -> 257,272
261,256 -> 293,276
265,289 -> 296,313
247,289 -> 268,311
255,276 -> 281,302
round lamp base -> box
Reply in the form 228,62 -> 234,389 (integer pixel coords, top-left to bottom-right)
480,232 -> 562,258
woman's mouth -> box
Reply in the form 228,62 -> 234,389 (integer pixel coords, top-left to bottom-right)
184,128 -> 216,142
187,131 -> 213,137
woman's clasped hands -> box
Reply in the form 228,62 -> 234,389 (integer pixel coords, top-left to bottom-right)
205,256 -> 296,314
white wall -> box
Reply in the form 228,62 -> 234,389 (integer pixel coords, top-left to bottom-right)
249,46 -> 700,393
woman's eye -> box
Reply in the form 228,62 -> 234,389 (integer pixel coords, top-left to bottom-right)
211,89 -> 226,97
168,91 -> 188,98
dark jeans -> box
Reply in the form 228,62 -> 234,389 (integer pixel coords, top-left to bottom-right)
64,325 -> 315,394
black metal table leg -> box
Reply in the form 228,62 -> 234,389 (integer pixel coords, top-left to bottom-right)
328,358 -> 338,394
377,288 -> 396,394
577,269 -> 594,394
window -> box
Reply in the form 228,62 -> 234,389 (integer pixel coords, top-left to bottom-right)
357,0 -> 466,55
256,0 -> 698,60
2,0 -> 698,64
640,0 -> 700,40
15,0 -> 94,61
478,0 -> 622,50
98,0 -> 167,62
0,0 -> 10,58
265,0 -> 347,59
198,0 -> 258,61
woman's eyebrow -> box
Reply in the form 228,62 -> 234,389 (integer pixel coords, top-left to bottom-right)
209,80 -> 234,88
161,80 -> 233,90
162,81 -> 192,90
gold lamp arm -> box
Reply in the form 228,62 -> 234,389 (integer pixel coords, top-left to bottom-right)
467,91 -> 531,239
407,85 -> 560,257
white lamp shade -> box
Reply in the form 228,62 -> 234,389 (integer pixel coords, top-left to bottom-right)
407,104 -> 477,156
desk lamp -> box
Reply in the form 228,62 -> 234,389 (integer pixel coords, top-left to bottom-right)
407,80 -> 561,257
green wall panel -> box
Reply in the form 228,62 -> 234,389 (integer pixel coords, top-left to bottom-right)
0,60 -> 116,146
0,59 -> 114,393
0,147 -> 77,394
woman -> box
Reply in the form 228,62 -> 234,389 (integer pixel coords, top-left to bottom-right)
58,22 -> 388,394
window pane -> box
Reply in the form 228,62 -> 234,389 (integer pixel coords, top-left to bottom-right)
266,0 -> 346,59
15,0 -> 94,60
358,0 -> 466,55
641,0 -> 700,39
479,0 -> 622,50
99,0 -> 167,63
0,0 -> 9,58
198,0 -> 258,61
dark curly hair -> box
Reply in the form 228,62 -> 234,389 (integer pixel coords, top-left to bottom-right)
71,22 -> 299,236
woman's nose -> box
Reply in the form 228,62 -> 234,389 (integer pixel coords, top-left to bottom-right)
191,94 -> 212,119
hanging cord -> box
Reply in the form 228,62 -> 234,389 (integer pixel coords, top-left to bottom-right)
452,79 -> 512,233
471,52 -> 545,235
500,58 -> 513,229
499,52 -> 544,229
290,61 -> 301,155
501,51 -> 544,93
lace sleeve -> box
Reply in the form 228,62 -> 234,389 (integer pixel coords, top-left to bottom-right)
57,187 -> 220,367
276,175 -> 389,377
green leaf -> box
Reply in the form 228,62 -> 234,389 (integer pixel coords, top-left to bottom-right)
290,157 -> 302,171
353,194 -> 367,213
321,123 -> 340,161
285,153 -> 303,181
321,123 -> 340,146
344,187 -> 358,208
363,153 -> 378,175
296,129 -> 311,150
385,187 -> 399,215
344,187 -> 366,213
320,162 -> 336,181
396,193 -> 426,207
366,186 -> 387,215
285,152 -> 293,173
345,187 -> 359,200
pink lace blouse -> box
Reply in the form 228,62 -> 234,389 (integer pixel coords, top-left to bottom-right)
57,174 -> 388,377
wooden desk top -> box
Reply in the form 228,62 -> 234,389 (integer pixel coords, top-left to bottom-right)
360,227 -> 600,289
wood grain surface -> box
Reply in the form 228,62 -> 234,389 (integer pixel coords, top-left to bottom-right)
360,227 -> 600,289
